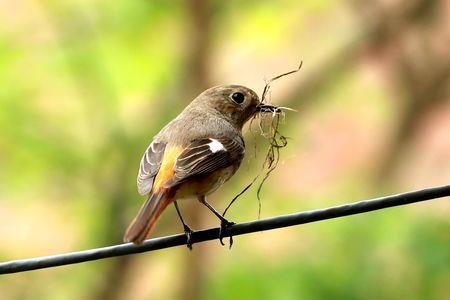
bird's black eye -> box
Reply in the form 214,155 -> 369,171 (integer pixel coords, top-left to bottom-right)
230,92 -> 245,104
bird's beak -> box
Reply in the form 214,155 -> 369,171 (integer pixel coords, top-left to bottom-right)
257,103 -> 282,113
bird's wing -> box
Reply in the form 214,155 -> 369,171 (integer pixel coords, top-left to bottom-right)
165,136 -> 245,188
137,140 -> 167,195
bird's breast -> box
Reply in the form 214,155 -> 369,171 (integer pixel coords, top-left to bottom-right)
174,164 -> 238,200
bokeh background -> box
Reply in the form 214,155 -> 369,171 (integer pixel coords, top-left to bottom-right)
1,0 -> 449,299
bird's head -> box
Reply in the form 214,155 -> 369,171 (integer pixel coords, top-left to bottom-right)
194,85 -> 279,129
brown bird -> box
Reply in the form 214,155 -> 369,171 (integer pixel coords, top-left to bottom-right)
124,85 -> 278,248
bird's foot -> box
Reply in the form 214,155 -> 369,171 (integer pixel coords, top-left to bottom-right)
183,224 -> 194,250
219,219 -> 235,249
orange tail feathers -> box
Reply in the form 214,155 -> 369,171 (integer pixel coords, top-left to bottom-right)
124,191 -> 172,244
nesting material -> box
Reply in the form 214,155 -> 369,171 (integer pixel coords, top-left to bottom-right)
223,62 -> 303,218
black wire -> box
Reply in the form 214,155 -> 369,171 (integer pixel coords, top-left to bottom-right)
0,184 -> 449,274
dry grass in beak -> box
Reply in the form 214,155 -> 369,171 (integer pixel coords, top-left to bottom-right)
223,63 -> 302,219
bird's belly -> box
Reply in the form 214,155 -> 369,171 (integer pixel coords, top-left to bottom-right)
174,166 -> 236,200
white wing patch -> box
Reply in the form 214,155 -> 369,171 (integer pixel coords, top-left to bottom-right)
208,139 -> 225,153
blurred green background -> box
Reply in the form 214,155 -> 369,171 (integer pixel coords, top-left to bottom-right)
1,0 -> 449,299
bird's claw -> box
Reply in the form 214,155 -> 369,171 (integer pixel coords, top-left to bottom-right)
183,224 -> 194,250
219,219 -> 235,249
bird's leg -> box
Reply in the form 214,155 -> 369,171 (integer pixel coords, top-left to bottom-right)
174,201 -> 194,250
198,195 -> 235,248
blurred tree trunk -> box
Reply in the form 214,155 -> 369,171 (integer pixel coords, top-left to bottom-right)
177,1 -> 213,300
367,0 -> 450,184
186,0 -> 212,92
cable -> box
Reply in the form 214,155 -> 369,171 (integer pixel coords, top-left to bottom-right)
1,184 -> 449,274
